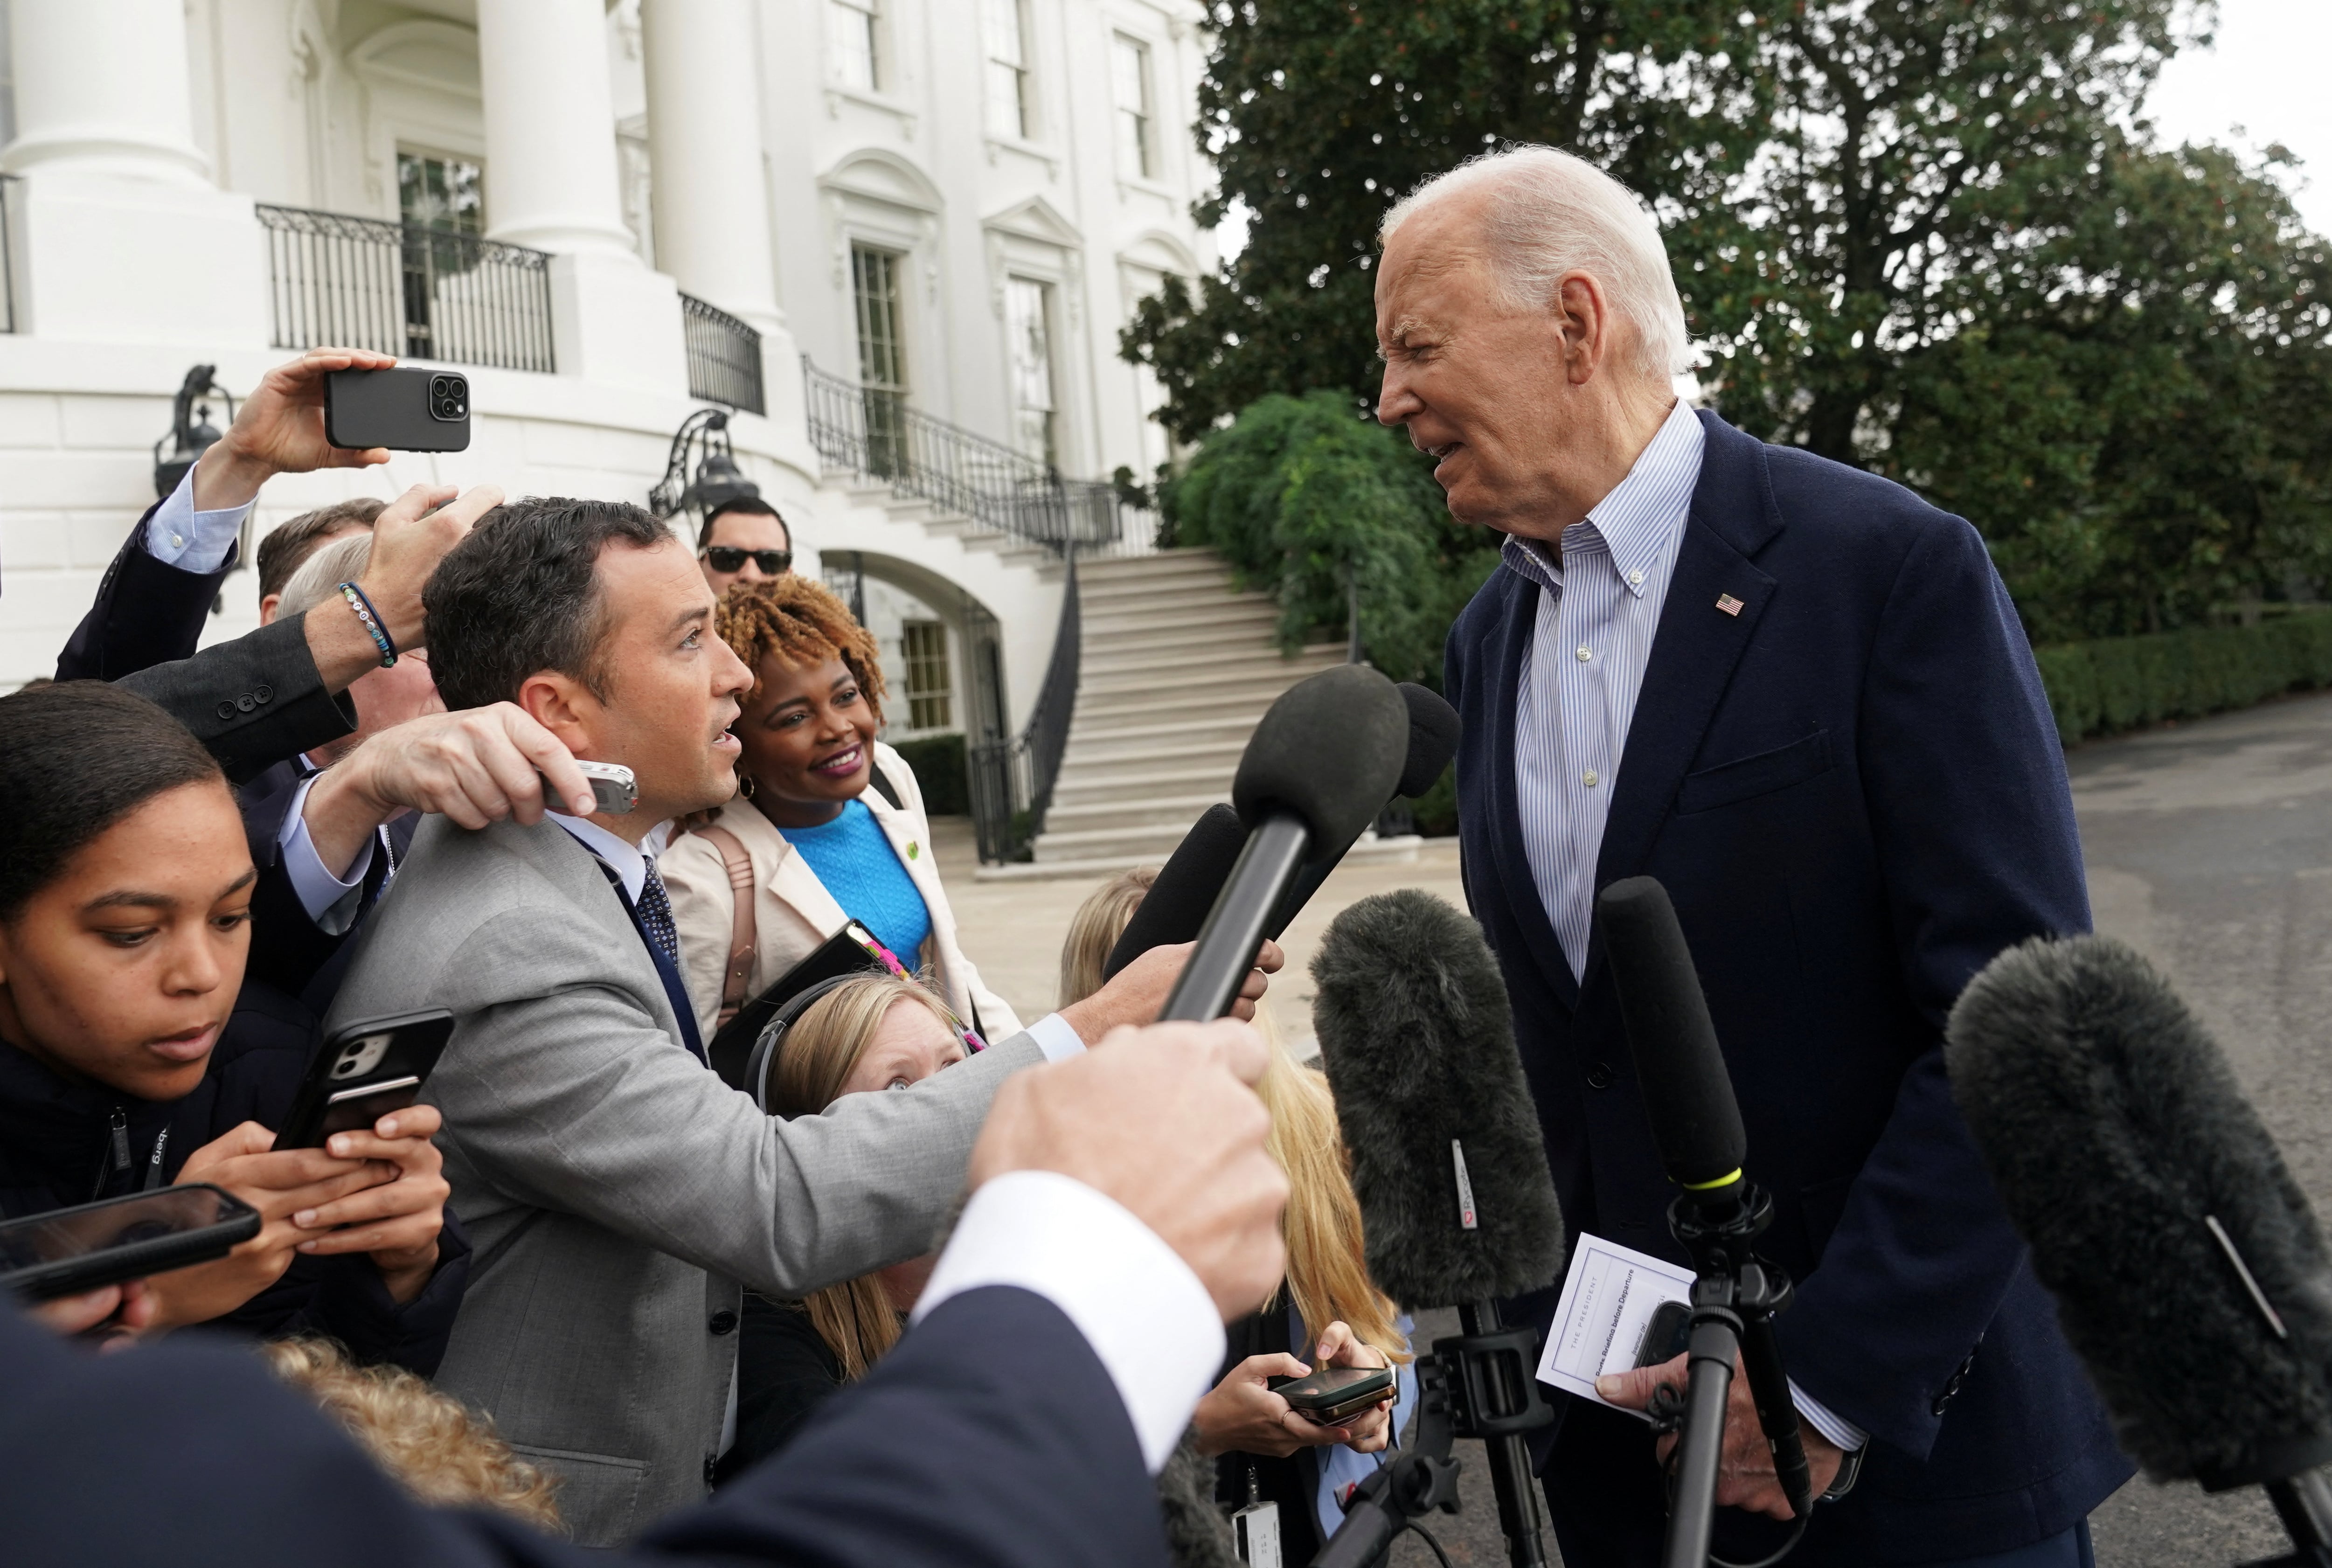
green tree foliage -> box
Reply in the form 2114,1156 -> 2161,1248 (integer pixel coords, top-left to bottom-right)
1697,1 -> 2332,638
1160,390 -> 1500,685
1123,0 -> 1768,444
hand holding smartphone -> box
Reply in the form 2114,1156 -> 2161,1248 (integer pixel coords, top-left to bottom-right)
0,1186 -> 260,1304
323,367 -> 471,453
275,1011 -> 454,1151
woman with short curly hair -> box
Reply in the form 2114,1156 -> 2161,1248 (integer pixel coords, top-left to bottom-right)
660,576 -> 1019,1048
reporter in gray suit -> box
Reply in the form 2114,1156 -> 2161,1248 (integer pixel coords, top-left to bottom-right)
326,497 -> 1262,1545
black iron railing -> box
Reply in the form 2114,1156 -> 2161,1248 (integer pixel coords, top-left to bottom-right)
255,203 -> 555,373
680,292 -> 765,415
803,359 -> 1122,555
968,553 -> 1081,863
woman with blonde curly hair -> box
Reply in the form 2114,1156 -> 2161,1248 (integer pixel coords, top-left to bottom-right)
716,971 -> 971,1476
661,575 -> 1019,1047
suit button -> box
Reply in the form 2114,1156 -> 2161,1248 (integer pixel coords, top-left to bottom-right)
253,684 -> 273,703
703,1454 -> 719,1487
236,693 -> 257,713
215,701 -> 236,720
708,1309 -> 739,1336
1586,1062 -> 1615,1090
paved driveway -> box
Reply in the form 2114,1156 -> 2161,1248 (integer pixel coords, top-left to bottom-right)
944,691 -> 2332,1564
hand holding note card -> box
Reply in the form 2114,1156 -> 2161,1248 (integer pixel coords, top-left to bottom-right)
1534,1232 -> 1696,1419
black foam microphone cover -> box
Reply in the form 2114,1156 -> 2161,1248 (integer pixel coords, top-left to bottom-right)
1231,665 -> 1408,848
1258,682 -> 1464,942
1596,876 -> 1748,1192
1395,682 -> 1462,798
1100,804 -> 1248,983
1312,889 -> 1565,1308
1948,935 -> 2332,1487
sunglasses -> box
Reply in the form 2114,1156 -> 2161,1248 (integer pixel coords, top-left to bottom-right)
702,546 -> 792,575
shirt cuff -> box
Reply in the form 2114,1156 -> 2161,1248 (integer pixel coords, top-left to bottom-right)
1024,1011 -> 1087,1062
1791,1379 -> 1868,1452
913,1169 -> 1223,1472
279,772 -> 376,933
145,465 -> 255,575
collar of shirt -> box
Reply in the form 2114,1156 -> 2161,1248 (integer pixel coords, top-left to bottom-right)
1499,397 -> 1707,599
548,810 -> 673,902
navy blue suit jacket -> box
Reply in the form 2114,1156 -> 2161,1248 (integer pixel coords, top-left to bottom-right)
0,1284 -> 1166,1567
1444,413 -> 2130,1560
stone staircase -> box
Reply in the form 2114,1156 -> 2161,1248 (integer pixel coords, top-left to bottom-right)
1020,549 -> 1349,872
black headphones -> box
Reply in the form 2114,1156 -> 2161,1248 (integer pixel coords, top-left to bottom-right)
743,973 -> 986,1116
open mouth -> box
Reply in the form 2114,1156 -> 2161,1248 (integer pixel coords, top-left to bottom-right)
812,743 -> 865,779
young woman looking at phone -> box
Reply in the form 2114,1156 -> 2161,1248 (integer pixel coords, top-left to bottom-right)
0,683 -> 465,1367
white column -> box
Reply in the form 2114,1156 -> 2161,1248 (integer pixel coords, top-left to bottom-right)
639,0 -> 784,335
0,0 -> 208,183
474,0 -> 687,394
0,0 -> 266,345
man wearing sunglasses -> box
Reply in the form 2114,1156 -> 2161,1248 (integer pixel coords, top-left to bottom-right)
697,498 -> 794,596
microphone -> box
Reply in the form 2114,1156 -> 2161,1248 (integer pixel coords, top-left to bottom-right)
1597,876 -> 1815,1567
1947,935 -> 2332,1557
1262,683 -> 1461,942
1159,665 -> 1407,1022
1311,888 -> 1564,1568
1099,804 -> 1246,984
1106,686 -> 1462,983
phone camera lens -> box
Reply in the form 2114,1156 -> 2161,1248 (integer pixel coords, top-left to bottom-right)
430,375 -> 468,422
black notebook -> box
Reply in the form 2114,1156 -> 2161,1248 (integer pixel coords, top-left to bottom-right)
707,923 -> 895,1091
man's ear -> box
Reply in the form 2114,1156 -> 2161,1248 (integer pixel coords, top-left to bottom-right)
517,672 -> 597,757
1555,272 -> 1613,385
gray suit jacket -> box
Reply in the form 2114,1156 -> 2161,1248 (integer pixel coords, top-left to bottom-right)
325,813 -> 1045,1545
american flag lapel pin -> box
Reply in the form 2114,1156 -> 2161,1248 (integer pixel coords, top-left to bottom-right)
1715,593 -> 1745,617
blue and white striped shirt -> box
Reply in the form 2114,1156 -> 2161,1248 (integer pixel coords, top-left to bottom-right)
1509,395 -> 1704,983
1502,397 -> 1871,1457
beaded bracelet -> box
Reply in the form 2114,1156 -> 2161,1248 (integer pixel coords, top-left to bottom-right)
338,582 -> 398,667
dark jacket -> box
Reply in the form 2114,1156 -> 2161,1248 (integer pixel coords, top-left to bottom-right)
0,989 -> 469,1375
238,758 -> 416,1014
57,505 -> 356,783
1444,412 -> 2131,1563
1210,1307 -> 1329,1561
716,1294 -> 852,1483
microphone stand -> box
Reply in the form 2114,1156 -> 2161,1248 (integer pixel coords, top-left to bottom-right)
1648,1183 -> 1814,1568
1312,1308 -> 1555,1568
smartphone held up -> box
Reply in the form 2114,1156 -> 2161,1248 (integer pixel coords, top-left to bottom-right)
324,367 -> 472,453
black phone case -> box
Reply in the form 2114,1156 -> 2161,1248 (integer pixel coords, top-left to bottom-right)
277,1010 -> 455,1149
1272,1364 -> 1396,1422
0,1185 -> 261,1302
323,367 -> 472,452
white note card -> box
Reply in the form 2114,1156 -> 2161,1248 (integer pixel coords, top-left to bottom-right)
1534,1231 -> 1697,1421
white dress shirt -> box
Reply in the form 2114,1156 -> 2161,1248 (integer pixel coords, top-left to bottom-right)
1506,399 -> 1867,1456
145,465 -> 254,574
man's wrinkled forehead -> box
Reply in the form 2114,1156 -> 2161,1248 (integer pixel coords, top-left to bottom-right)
1375,243 -> 1494,349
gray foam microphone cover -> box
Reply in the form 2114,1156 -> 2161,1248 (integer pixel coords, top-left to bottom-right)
1231,665 -> 1408,847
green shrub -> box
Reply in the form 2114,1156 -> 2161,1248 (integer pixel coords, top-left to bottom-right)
2036,611 -> 2332,744
887,732 -> 969,816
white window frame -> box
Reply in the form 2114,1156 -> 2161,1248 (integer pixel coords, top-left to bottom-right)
827,0 -> 881,93
1110,32 -> 1156,182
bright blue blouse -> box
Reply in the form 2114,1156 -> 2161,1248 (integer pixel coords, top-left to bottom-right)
779,798 -> 932,965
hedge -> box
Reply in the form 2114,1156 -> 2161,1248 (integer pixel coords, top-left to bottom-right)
886,732 -> 970,816
2035,611 -> 2332,745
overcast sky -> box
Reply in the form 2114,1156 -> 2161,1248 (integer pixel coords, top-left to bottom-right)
2145,0 -> 2332,235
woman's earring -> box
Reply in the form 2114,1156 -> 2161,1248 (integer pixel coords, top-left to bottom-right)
739,772 -> 757,800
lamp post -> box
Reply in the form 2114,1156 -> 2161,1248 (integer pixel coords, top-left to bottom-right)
152,364 -> 235,500
649,406 -> 761,531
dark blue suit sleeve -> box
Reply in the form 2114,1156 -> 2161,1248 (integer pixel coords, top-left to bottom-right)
0,1284 -> 1164,1568
1775,514 -> 2090,1458
55,503 -> 237,682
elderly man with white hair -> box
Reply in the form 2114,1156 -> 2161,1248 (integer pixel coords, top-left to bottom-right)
1382,147 -> 2129,1567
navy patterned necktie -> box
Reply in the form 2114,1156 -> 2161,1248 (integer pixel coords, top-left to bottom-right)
634,861 -> 681,971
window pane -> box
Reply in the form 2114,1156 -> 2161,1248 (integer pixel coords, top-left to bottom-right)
985,61 -> 1027,140
852,244 -> 906,390
828,0 -> 877,91
1006,277 -> 1056,465
1111,36 -> 1152,179
981,0 -> 1025,68
902,620 -> 953,732
397,151 -> 484,233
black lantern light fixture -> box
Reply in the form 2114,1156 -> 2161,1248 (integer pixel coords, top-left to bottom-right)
650,406 -> 761,525
153,364 -> 236,500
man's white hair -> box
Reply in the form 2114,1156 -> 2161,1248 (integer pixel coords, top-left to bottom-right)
1380,146 -> 1692,382
278,528 -> 375,622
